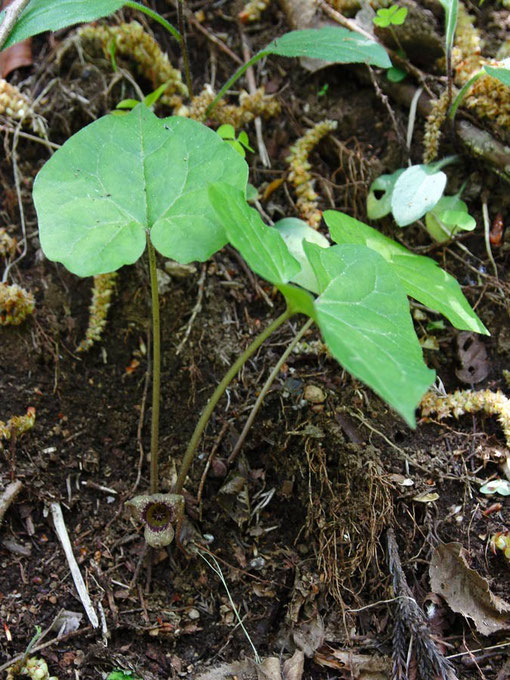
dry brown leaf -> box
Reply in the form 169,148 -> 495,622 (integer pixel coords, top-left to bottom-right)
282,650 -> 304,680
256,657 -> 282,680
314,645 -> 391,679
456,331 -> 489,384
429,542 -> 510,635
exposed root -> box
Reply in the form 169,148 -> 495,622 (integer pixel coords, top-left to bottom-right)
305,442 -> 393,603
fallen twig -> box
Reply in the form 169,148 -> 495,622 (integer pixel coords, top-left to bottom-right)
50,502 -> 99,628
0,479 -> 22,525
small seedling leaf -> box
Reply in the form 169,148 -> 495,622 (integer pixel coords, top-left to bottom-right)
367,169 -> 405,219
387,66 -> 407,82
483,63 -> 510,87
209,183 -> 300,285
480,479 -> 510,496
217,124 -> 236,140
392,6 -> 408,25
324,210 -> 488,335
34,106 -> 248,275
313,244 -> 435,426
391,164 -> 447,226
274,218 -> 329,294
262,26 -> 391,69
425,194 -> 476,241
2,0 -> 126,48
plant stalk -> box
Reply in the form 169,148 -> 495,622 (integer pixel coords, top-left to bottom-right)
228,317 -> 314,465
146,233 -> 161,495
124,1 -> 181,42
0,0 -> 31,50
177,0 -> 193,99
174,308 -> 294,493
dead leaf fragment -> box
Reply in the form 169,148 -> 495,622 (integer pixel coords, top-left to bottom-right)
282,650 -> 304,680
314,645 -> 390,679
429,542 -> 510,635
456,332 -> 489,384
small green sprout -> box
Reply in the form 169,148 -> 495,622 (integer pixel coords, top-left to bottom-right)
373,5 -> 408,27
318,83 -> 329,98
217,124 -> 254,158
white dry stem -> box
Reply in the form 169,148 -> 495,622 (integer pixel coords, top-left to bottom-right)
0,0 -> 31,50
50,502 -> 99,628
0,480 -> 22,525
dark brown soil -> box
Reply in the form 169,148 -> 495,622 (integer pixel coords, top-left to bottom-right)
1,2 -> 510,679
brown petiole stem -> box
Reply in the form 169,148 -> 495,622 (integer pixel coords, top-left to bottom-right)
146,232 -> 161,495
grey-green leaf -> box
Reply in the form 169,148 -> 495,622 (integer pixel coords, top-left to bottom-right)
274,217 -> 329,294
3,0 -> 126,48
391,164 -> 447,226
262,26 -> 391,69
208,183 -> 300,285
314,245 -> 434,426
366,169 -> 405,220
33,106 -> 248,276
325,210 -> 488,335
483,63 -> 510,87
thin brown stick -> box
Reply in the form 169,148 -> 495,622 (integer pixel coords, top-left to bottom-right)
0,0 -> 31,51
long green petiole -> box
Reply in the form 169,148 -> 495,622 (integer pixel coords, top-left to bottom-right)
174,308 -> 294,493
177,0 -> 193,99
449,70 -> 484,123
124,1 -> 181,42
146,233 -> 161,495
205,52 -> 263,119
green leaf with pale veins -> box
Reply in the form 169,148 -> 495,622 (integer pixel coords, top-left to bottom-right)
262,26 -> 392,69
3,0 -> 126,48
208,183 -> 300,285
33,105 -> 248,276
324,210 -> 488,335
313,245 -> 435,426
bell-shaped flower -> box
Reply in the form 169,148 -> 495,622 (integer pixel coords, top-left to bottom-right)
125,493 -> 183,548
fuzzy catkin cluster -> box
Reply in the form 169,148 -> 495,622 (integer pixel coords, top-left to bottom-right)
0,78 -> 35,124
77,273 -> 118,352
176,84 -> 280,126
420,389 -> 510,447
239,0 -> 272,23
0,283 -> 35,325
287,119 -> 338,228
0,407 -> 35,443
452,2 -> 483,85
0,228 -> 17,258
78,21 -> 188,105
422,90 -> 450,163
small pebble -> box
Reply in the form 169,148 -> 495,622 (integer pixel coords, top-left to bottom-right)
303,384 -> 326,404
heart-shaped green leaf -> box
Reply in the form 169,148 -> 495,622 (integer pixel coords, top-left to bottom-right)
34,106 -> 248,276
208,183 -> 300,285
366,169 -> 405,220
325,210 -> 488,335
392,164 -> 447,226
313,245 -> 434,426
